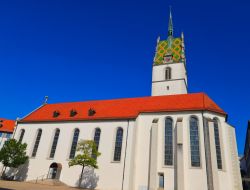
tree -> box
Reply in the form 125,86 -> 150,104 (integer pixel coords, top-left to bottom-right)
68,140 -> 101,188
0,139 -> 29,179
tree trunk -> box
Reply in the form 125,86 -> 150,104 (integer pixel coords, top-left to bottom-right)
1,166 -> 6,179
78,165 -> 85,188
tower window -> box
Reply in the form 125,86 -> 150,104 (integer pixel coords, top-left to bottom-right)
165,67 -> 171,80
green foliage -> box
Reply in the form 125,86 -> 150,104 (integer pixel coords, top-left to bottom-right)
0,139 -> 29,169
68,140 -> 101,169
68,140 -> 101,188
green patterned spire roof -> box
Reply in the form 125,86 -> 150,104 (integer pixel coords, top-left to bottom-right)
153,8 -> 185,65
153,37 -> 185,65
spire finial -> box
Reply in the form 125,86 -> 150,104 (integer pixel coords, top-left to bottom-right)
168,6 -> 173,37
44,96 -> 49,105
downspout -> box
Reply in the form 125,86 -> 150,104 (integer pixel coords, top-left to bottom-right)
121,120 -> 130,190
12,117 -> 19,139
147,126 -> 153,190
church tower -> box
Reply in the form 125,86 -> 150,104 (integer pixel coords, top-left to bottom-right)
151,9 -> 188,96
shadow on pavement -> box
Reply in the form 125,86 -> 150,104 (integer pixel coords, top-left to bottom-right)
0,188 -> 14,190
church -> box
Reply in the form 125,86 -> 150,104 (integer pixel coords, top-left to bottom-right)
11,11 -> 243,190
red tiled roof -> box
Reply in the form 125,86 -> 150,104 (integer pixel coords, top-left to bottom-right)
21,93 -> 226,122
0,119 -> 15,133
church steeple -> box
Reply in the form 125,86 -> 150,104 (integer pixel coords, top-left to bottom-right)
151,7 -> 188,96
168,7 -> 173,37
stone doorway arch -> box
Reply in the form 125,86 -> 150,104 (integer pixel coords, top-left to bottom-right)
48,162 -> 62,180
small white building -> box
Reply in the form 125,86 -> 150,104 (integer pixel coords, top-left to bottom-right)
0,119 -> 15,150
12,11 -> 242,190
0,118 -> 15,173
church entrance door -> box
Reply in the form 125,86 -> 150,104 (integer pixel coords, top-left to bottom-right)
48,162 -> 62,179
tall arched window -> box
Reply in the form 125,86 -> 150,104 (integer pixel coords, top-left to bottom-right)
113,127 -> 123,161
69,128 -> 80,159
93,128 -> 101,151
32,129 -> 42,157
19,129 -> 25,143
49,129 -> 60,158
214,119 -> 222,169
164,118 -> 173,165
189,117 -> 200,167
165,67 -> 171,80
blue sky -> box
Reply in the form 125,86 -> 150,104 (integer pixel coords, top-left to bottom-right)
0,0 -> 249,154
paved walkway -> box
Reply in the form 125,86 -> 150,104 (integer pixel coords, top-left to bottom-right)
0,180 -> 80,190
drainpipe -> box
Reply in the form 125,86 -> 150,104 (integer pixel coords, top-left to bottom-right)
12,117 -> 20,139
121,120 -> 130,190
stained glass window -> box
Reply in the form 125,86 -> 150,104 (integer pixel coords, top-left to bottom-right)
32,129 -> 42,157
19,129 -> 25,143
164,118 -> 173,165
214,119 -> 222,169
69,128 -> 80,159
113,127 -> 123,161
189,117 -> 200,167
49,129 -> 60,158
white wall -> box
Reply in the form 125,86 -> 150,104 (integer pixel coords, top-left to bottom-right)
14,120 -> 135,190
151,62 -> 187,96
132,111 -> 241,190
133,112 -> 208,190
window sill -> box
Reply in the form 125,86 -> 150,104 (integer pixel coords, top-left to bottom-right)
111,161 -> 121,163
218,168 -> 226,172
162,165 -> 174,168
189,166 -> 202,169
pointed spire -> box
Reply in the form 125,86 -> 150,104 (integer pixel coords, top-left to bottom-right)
168,6 -> 173,37
153,36 -> 161,63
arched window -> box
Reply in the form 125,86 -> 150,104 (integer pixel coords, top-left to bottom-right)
165,67 -> 171,80
189,117 -> 200,167
69,128 -> 80,159
49,129 -> 60,158
19,129 -> 25,143
113,127 -> 123,161
32,129 -> 42,157
93,128 -> 101,151
214,119 -> 222,169
164,118 -> 173,165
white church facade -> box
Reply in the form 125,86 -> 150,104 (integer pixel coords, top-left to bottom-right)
11,11 -> 242,190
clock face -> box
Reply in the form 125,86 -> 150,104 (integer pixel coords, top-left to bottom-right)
164,55 -> 173,63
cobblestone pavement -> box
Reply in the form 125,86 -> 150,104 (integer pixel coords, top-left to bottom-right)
0,180 -> 80,190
